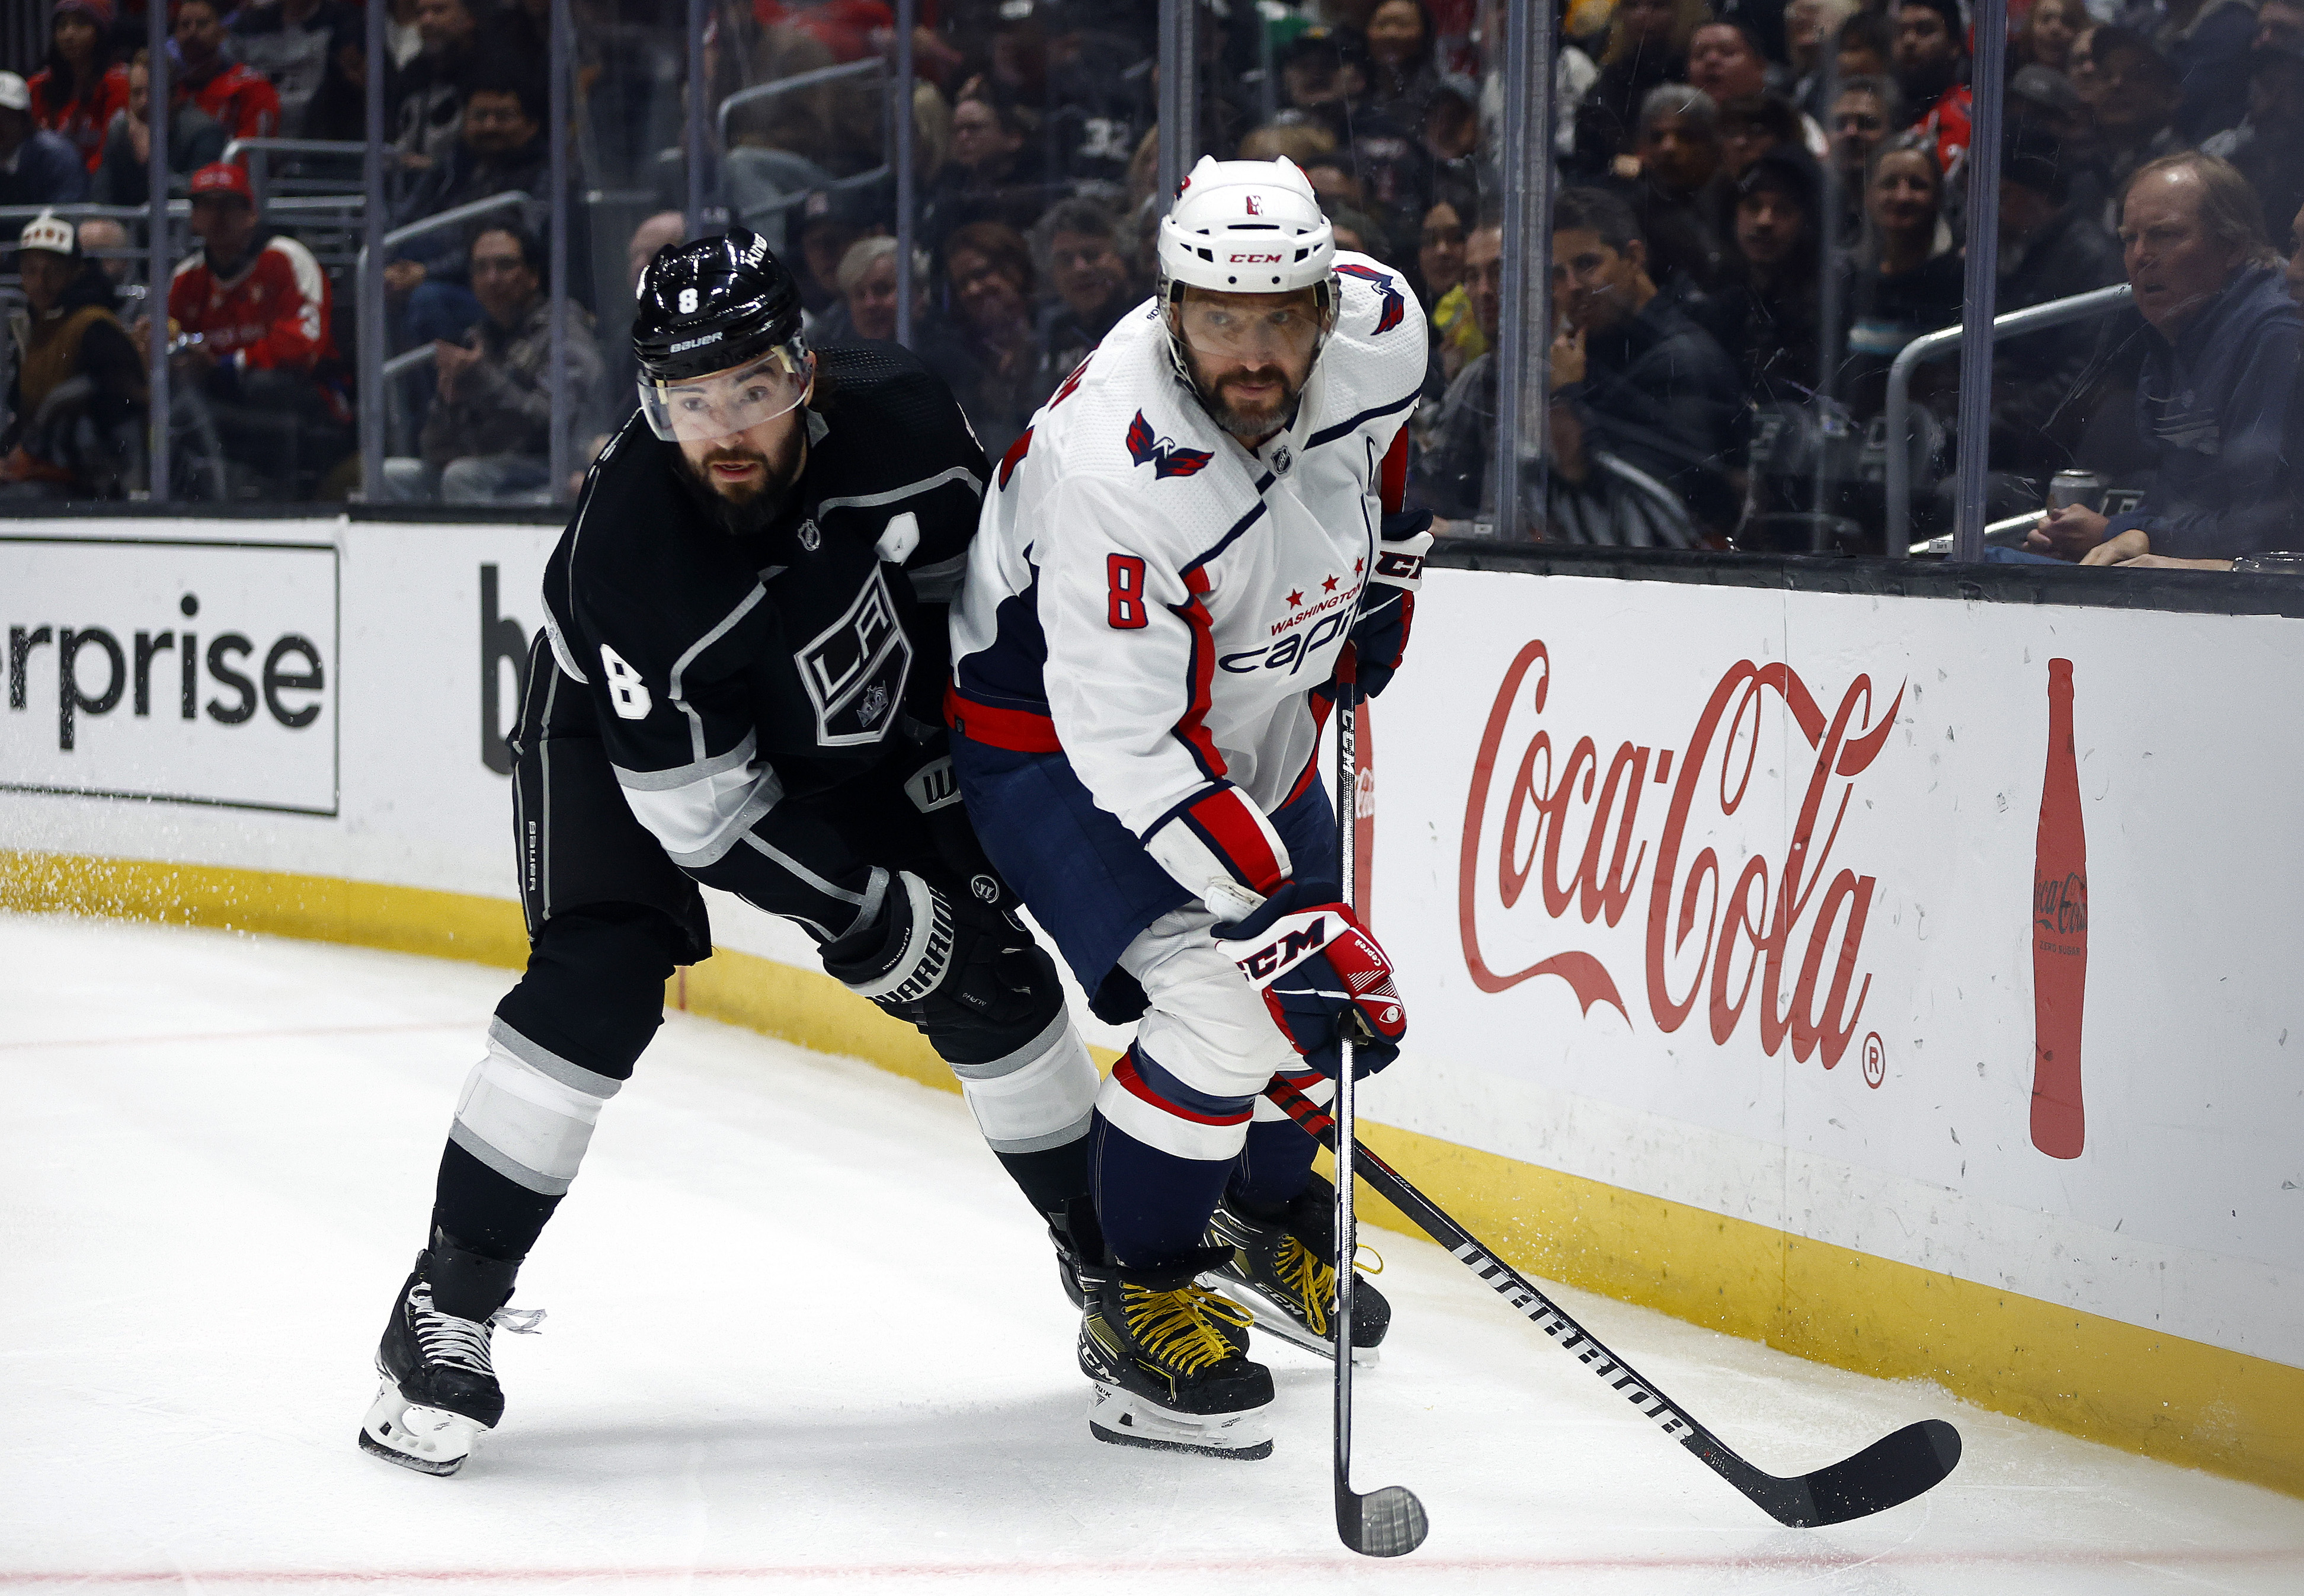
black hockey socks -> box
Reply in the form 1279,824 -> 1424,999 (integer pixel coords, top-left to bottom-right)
996,1135 -> 1093,1221
1227,1111 -> 1322,1213
421,1226 -> 524,1322
433,1138 -> 559,1264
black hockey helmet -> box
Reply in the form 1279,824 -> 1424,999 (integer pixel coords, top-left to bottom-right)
633,228 -> 804,380
631,228 -> 813,440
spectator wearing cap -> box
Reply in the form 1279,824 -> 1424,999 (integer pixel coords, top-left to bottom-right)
920,219 -> 1048,460
2030,153 -> 2302,565
1718,92 -> 1805,184
91,49 -> 228,207
1624,84 -> 1739,302
2201,37 -> 2304,245
384,224 -> 600,504
2085,29 -> 2188,214
1714,147 -> 1831,405
793,187 -> 888,319
1034,199 -> 1138,382
1829,75 -> 1905,245
387,0 -> 484,168
1894,0 -> 1972,184
0,73 -> 90,206
384,66 -> 562,353
1547,185 -> 1744,540
171,0 -> 281,143
1279,25 -> 1374,145
231,0 -> 356,139
139,161 -> 345,495
1990,127 -> 2125,474
2,212 -> 142,501
1572,0 -> 1706,181
1840,132 -> 1964,421
2127,0 -> 2260,142
27,0 -> 127,175
1364,1 -> 1445,129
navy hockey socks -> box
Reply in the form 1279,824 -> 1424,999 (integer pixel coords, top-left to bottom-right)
1225,1113 -> 1321,1214
1089,1110 -> 1237,1271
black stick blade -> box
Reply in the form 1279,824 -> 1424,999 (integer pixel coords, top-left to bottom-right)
1339,1485 -> 1430,1558
1716,1418 -> 1961,1527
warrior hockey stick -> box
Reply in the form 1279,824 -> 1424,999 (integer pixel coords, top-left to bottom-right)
1265,1074 -> 1963,1527
1327,691 -> 1429,1559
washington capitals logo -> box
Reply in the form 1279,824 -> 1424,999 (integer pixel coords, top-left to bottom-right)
1125,411 -> 1214,479
1335,264 -> 1405,335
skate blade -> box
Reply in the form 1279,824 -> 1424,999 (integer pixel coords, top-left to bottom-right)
1087,1381 -> 1273,1460
1205,1274 -> 1383,1367
358,1384 -> 482,1476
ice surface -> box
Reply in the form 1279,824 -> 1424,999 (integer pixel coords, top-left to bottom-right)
4,912 -> 2300,1594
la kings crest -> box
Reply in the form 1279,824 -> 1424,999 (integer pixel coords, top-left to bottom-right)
797,568 -> 911,747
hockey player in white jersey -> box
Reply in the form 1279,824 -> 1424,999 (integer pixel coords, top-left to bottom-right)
948,156 -> 1433,1459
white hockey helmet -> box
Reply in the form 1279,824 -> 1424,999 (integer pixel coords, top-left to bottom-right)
1157,155 -> 1340,392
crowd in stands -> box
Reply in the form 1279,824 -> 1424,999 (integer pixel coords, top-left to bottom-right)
2,0 -> 2299,565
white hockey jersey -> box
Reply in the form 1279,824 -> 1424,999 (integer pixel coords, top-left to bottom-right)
948,253 -> 1428,913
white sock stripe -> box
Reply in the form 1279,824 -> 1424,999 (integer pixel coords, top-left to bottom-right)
485,1018 -> 624,1099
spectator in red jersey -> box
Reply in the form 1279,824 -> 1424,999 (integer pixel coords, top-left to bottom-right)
91,50 -> 228,207
27,0 -> 129,175
138,162 -> 345,495
1894,0 -> 1972,184
172,0 -> 282,144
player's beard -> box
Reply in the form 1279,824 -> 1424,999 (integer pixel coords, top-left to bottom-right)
674,428 -> 807,538
1186,349 -> 1304,439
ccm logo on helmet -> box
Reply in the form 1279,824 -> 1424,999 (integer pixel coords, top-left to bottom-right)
1227,252 -> 1283,264
1234,916 -> 1329,983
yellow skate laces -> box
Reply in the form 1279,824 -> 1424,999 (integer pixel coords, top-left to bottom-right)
1122,1283 -> 1255,1373
1274,1238 -> 1384,1339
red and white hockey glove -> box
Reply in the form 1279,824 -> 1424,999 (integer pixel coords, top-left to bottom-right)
1214,881 -> 1406,1080
1319,510 -> 1432,705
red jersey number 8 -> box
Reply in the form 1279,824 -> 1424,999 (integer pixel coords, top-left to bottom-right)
1106,554 -> 1149,629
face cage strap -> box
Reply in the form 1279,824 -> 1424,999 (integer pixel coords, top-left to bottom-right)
1160,273 -> 1339,420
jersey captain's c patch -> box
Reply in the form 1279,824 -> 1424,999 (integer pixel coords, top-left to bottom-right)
1125,411 -> 1214,479
795,567 -> 913,747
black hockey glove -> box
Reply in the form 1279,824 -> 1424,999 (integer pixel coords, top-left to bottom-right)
1317,509 -> 1433,706
900,730 -> 1020,915
821,869 -> 1061,1053
1213,881 -> 1406,1080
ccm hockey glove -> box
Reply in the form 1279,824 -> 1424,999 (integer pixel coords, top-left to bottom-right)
1214,881 -> 1407,1080
1319,509 -> 1433,705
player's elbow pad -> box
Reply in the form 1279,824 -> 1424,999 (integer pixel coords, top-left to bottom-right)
1144,785 -> 1293,922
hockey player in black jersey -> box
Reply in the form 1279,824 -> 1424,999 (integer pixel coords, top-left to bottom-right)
360,230 -> 1102,1476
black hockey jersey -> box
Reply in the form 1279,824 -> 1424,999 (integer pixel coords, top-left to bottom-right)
540,341 -> 988,939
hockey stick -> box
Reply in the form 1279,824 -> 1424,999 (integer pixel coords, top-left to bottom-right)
1328,689 -> 1429,1559
1265,1074 -> 1963,1527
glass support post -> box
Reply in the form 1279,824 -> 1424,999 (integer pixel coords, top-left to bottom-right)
895,0 -> 917,348
146,0 -> 171,501
1493,0 -> 1552,539
549,0 -> 572,503
686,0 -> 709,235
1952,0 -> 2009,562
359,0 -> 387,501
1157,0 -> 1199,206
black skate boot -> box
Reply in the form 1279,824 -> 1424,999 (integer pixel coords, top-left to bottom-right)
1079,1245 -> 1275,1460
358,1232 -> 542,1476
1048,1195 -> 1107,1310
1207,1172 -> 1390,1366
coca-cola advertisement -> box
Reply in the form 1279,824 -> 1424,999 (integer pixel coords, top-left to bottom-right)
1353,571 -> 2300,1376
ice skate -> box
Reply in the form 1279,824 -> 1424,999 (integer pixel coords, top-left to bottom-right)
1079,1246 -> 1274,1460
1207,1172 -> 1390,1366
358,1239 -> 539,1477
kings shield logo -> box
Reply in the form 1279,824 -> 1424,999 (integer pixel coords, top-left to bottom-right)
795,568 -> 912,747
1125,411 -> 1214,479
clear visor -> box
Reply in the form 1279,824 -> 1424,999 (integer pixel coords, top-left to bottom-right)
1170,293 -> 1329,365
639,344 -> 812,442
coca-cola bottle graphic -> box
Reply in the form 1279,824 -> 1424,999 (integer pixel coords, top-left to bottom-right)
2031,658 -> 2088,1158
